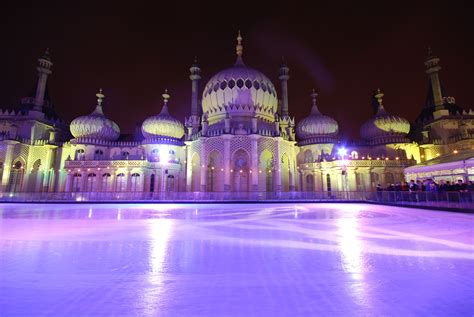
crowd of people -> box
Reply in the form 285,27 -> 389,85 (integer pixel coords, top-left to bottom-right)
375,179 -> 474,203
376,179 -> 474,192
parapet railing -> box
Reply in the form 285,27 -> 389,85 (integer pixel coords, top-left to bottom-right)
0,191 -> 473,208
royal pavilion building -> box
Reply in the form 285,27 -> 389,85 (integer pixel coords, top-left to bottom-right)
0,33 -> 472,197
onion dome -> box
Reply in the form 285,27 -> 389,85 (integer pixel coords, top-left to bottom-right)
360,89 -> 410,141
296,90 -> 338,142
141,90 -> 184,139
201,31 -> 278,124
70,89 -> 120,141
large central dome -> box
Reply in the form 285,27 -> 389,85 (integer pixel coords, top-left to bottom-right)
201,32 -> 278,125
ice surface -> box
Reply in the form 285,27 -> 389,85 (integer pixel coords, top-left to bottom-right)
0,203 -> 473,316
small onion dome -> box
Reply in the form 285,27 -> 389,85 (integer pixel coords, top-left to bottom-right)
296,90 -> 339,140
70,89 -> 120,141
141,90 -> 184,139
360,89 -> 410,140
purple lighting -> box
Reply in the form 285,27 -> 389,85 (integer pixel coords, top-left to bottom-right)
0,203 -> 473,315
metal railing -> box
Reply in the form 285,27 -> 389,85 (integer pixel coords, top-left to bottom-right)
0,191 -> 473,209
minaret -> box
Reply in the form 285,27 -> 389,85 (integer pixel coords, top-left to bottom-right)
189,57 -> 201,117
279,58 -> 290,117
235,30 -> 245,66
424,48 -> 443,109
34,48 -> 53,111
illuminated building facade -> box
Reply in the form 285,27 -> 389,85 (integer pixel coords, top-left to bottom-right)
0,34 -> 472,195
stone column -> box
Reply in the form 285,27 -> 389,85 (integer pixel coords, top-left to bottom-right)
1,143 -> 15,191
65,173 -> 73,192
347,167 -> 357,191
223,135 -> 231,191
185,142 -> 192,192
200,142 -> 207,192
126,170 -> 132,192
289,160 -> 295,191
250,135 -> 259,191
274,139 -> 281,192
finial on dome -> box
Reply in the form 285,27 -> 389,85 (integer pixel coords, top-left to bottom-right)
310,89 -> 320,114
374,88 -> 384,106
163,89 -> 170,103
427,46 -> 433,58
96,88 -> 105,104
235,30 -> 244,66
92,88 -> 105,115
160,89 -> 171,115
374,88 -> 387,114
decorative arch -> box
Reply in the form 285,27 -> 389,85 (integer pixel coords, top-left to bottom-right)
130,173 -> 142,192
6,160 -> 25,192
304,149 -> 313,163
258,149 -> 273,192
231,149 -> 250,192
72,172 -> 82,192
27,159 -> 43,192
207,150 -> 223,192
116,172 -> 126,192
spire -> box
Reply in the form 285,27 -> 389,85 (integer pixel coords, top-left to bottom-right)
424,47 -> 443,108
374,88 -> 387,115
33,48 -> 53,111
279,57 -> 290,117
310,89 -> 321,115
160,89 -> 170,116
93,88 -> 105,115
235,30 -> 245,66
189,56 -> 202,117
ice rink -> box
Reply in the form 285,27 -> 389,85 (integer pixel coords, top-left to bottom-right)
0,203 -> 473,316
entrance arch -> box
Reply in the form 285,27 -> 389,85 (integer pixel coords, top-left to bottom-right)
258,150 -> 273,192
7,161 -> 25,192
207,151 -> 223,192
231,149 -> 250,192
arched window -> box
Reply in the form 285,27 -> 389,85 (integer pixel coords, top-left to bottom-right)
75,149 -> 85,160
101,173 -> 112,192
122,151 -> 130,159
326,174 -> 331,192
94,149 -> 104,160
351,151 -> 358,159
116,173 -> 126,192
72,173 -> 82,192
131,173 -> 141,192
86,173 -> 97,191
166,175 -> 175,192
7,161 -> 24,192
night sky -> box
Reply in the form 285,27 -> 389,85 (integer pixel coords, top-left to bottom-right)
1,1 -> 473,140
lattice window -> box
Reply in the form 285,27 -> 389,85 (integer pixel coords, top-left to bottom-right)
230,136 -> 252,156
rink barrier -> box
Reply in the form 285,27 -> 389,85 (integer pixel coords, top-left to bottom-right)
0,191 -> 473,209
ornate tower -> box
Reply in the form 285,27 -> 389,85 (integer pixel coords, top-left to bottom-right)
34,49 -> 53,111
278,59 -> 290,117
186,57 -> 202,137
424,48 -> 443,109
